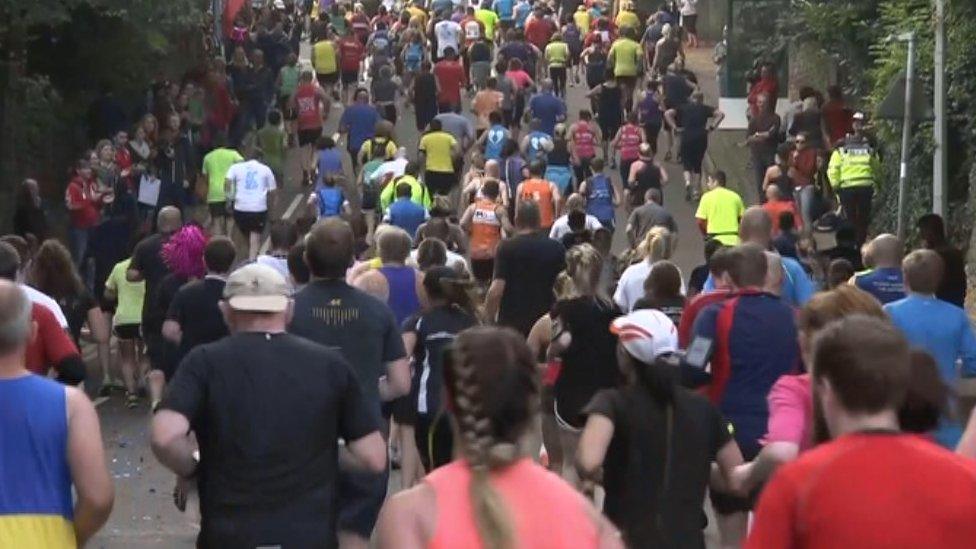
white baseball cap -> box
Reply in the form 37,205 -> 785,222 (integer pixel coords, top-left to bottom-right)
223,264 -> 290,313
610,309 -> 678,363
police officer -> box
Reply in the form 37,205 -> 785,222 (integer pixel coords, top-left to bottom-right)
827,111 -> 880,247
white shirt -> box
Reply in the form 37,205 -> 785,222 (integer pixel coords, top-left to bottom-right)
548,214 -> 603,240
680,0 -> 698,16
434,20 -> 463,57
23,284 -> 68,328
614,260 -> 686,312
408,248 -> 468,272
369,157 -> 409,185
227,160 -> 276,212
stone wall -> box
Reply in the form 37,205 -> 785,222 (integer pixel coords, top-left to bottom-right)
787,39 -> 837,100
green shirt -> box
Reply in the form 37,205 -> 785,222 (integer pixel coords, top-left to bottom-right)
278,65 -> 300,98
545,41 -> 570,67
256,126 -> 286,175
202,147 -> 243,203
104,259 -> 145,326
379,174 -> 432,212
695,186 -> 744,245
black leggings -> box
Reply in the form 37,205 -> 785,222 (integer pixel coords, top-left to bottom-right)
549,66 -> 567,97
415,412 -> 453,472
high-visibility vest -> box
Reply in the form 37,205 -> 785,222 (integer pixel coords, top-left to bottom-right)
827,139 -> 879,190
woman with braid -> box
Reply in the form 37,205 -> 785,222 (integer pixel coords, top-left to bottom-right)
376,327 -> 623,549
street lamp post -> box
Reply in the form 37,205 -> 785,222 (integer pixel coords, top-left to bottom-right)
933,0 -> 947,217
895,31 -> 915,243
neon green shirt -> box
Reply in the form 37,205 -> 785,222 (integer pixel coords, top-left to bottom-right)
475,9 -> 499,41
695,186 -> 744,245
609,38 -> 642,77
202,147 -> 243,203
104,259 -> 145,326
545,41 -> 570,67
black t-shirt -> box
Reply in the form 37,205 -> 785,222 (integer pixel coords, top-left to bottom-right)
493,233 -> 566,336
553,296 -> 620,427
166,277 -> 229,364
160,332 -> 377,548
662,73 -> 692,108
55,289 -> 97,345
677,103 -> 715,141
290,280 -> 407,413
402,305 -> 478,417
130,232 -> 172,332
469,41 -> 492,63
561,230 -> 592,249
584,386 -> 732,548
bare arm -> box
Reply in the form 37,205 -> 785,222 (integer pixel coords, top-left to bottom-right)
347,431 -> 388,473
958,406 -> 976,459
498,206 -> 515,235
86,307 -> 110,344
151,410 -> 198,478
664,108 -> 678,129
576,413 -> 614,479
709,109 -> 726,130
66,387 -> 114,546
484,278 -> 506,323
459,204 -> 475,232
162,319 -> 182,344
379,357 -> 411,401
376,486 -> 433,549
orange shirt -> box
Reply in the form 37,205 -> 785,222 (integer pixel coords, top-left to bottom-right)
762,199 -> 800,234
469,198 -> 503,259
472,90 -> 503,129
519,178 -> 555,228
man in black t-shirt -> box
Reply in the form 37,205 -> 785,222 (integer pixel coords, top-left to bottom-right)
127,206 -> 181,408
163,236 -> 236,369
152,263 -> 386,548
288,218 -> 410,547
577,308 -> 742,548
485,201 -> 567,336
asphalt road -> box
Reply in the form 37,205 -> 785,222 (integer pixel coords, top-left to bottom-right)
88,45 -> 719,548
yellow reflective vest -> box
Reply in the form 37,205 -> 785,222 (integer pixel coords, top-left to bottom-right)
827,139 -> 880,190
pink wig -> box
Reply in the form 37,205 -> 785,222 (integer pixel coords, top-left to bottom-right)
162,224 -> 208,279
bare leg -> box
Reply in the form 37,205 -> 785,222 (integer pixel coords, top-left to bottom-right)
148,369 -> 166,409
541,411 -> 563,473
398,424 -> 425,490
716,510 -> 748,549
118,339 -> 137,394
248,231 -> 261,261
364,209 -> 376,246
558,427 -> 581,488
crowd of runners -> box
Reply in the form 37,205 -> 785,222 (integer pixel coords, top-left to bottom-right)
4,0 -> 976,547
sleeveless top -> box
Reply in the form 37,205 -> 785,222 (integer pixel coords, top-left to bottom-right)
427,459 -> 600,549
519,178 -> 555,228
526,131 -> 550,161
586,174 -> 615,223
617,124 -> 642,161
548,139 -> 571,166
484,125 -> 508,161
294,83 -> 322,131
598,85 -> 623,126
638,93 -> 663,126
316,186 -> 343,218
0,375 -> 75,548
470,198 -> 503,260
572,123 -> 597,159
379,265 -> 421,325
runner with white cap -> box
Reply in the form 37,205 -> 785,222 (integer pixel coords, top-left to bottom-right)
577,308 -> 744,548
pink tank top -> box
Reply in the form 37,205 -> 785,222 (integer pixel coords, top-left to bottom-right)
427,459 -> 600,549
617,124 -> 642,161
573,123 -> 596,159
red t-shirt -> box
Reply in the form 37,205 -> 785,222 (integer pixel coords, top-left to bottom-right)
434,60 -> 467,105
338,37 -> 364,73
822,100 -> 853,146
763,199 -> 800,233
65,176 -> 101,229
524,17 -> 554,50
677,288 -> 730,348
747,433 -> 976,549
25,303 -> 80,376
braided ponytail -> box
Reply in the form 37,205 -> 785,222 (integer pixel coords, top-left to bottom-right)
445,328 -> 540,549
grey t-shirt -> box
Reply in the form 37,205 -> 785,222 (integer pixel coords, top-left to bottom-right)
434,112 -> 475,144
628,201 -> 677,243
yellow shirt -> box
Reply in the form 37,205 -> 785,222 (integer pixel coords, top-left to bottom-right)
614,10 -> 640,31
695,186 -> 745,245
358,138 -> 398,161
202,147 -> 243,203
104,259 -> 145,326
419,131 -> 458,173
609,38 -> 642,77
545,41 -> 570,67
475,8 -> 500,41
312,40 -> 338,75
407,5 -> 429,29
573,10 -> 591,34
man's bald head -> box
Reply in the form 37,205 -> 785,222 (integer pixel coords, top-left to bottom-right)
739,206 -> 773,246
305,217 -> 355,279
866,234 -> 902,268
0,280 -> 31,356
157,206 -> 183,235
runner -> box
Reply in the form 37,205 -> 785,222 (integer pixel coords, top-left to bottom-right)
615,226 -> 678,312
337,28 -> 365,103
290,70 -> 329,187
852,234 -> 906,304
311,27 -> 339,97
665,89 -> 725,200
460,179 -> 513,284
607,27 -> 642,113
376,327 -> 623,549
433,47 -> 467,113
225,148 -> 277,260
516,160 -> 561,230
338,88 -> 380,172
627,143 -> 667,210
578,157 -> 621,230
418,119 -> 461,198
611,111 -> 645,180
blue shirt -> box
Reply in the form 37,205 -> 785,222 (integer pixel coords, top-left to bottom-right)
485,125 -> 508,160
585,174 -> 615,224
854,267 -> 905,304
385,198 -> 428,240
528,92 -> 566,136
317,148 -> 344,184
339,104 -> 380,153
514,2 -> 531,27
494,0 -> 514,20
885,294 -> 976,447
703,255 -> 814,307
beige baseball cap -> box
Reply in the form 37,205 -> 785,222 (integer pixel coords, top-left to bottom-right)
223,263 -> 290,313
